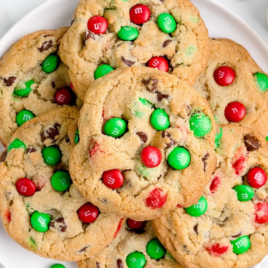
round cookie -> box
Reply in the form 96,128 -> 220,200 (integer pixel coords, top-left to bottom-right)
78,220 -> 183,268
60,0 -> 209,101
0,107 -> 123,261
0,28 -> 81,147
70,67 -> 217,221
153,125 -> 268,268
194,38 -> 268,142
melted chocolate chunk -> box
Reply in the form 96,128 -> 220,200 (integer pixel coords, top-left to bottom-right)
121,57 -> 135,67
193,224 -> 198,235
0,150 -> 7,163
163,40 -> 172,47
202,153 -> 209,172
165,138 -> 176,149
51,81 -> 56,88
156,91 -> 169,101
117,259 -> 124,268
2,76 -> 16,87
50,217 -> 67,232
41,127 -> 59,142
244,134 -> 260,151
38,40 -> 53,52
232,233 -> 242,238
79,246 -> 88,252
142,78 -> 158,92
26,147 -> 36,154
96,263 -> 100,268
162,131 -> 171,138
54,123 -> 61,130
85,31 -> 95,41
136,132 -> 148,143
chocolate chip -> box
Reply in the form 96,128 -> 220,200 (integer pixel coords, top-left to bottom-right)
142,78 -> 158,92
136,132 -> 148,143
117,259 -> 124,268
2,76 -> 16,87
156,91 -> 169,101
79,246 -> 88,252
38,40 -> 53,52
244,134 -> 260,151
41,127 -> 59,142
54,123 -> 61,130
85,31 -> 95,41
193,224 -> 198,235
162,131 -> 176,149
163,40 -> 172,47
51,81 -> 56,88
162,131 -> 171,138
165,138 -> 176,149
50,217 -> 67,232
121,57 -> 135,67
0,150 -> 7,163
202,153 -> 209,172
232,233 -> 242,238
26,147 -> 36,154
50,222 -> 55,228
96,262 -> 100,268
56,217 -> 64,223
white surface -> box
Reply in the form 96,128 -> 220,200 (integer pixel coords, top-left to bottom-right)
0,0 -> 268,268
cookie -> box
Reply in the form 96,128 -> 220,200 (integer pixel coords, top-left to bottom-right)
60,0 -> 209,100
69,66 -> 217,220
0,107 -> 123,261
195,38 -> 268,142
0,28 -> 81,147
78,220 -> 183,268
153,125 -> 268,268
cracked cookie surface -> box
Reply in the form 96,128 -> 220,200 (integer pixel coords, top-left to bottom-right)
0,107 -> 123,261
195,38 -> 268,142
0,28 -> 81,147
69,67 -> 217,221
60,0 -> 209,101
78,221 -> 183,268
153,125 -> 268,268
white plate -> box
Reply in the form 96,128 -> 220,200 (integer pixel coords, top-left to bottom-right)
0,0 -> 268,267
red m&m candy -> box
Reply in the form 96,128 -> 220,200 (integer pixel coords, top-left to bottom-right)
130,4 -> 151,25
141,146 -> 162,168
206,243 -> 228,256
87,16 -> 108,34
148,57 -> 169,72
16,178 -> 36,197
102,169 -> 124,189
145,188 -> 167,209
255,202 -> 268,224
247,167 -> 267,188
214,66 -> 235,86
224,102 -> 246,122
54,87 -> 75,105
127,219 -> 146,230
78,203 -> 99,223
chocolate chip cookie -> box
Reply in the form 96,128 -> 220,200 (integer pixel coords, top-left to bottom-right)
60,0 -> 209,101
0,107 -> 123,261
195,38 -> 268,142
69,67 -> 217,220
78,220 -> 183,268
0,28 -> 81,147
153,125 -> 268,268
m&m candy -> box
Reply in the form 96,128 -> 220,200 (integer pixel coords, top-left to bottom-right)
102,169 -> 124,189
150,109 -> 170,131
42,146 -> 62,166
16,178 -> 36,196
255,202 -> 268,224
118,26 -> 139,41
51,171 -> 72,191
185,196 -> 207,217
146,238 -> 166,259
7,138 -> 26,153
167,147 -> 191,170
253,72 -> 268,92
141,146 -> 162,168
189,112 -> 212,137
231,236 -> 251,254
78,203 -> 99,223
224,102 -> 246,122
94,64 -> 114,79
104,118 -> 127,138
214,66 -> 235,86
145,188 -> 167,209
130,4 -> 151,25
127,219 -> 146,230
14,80 -> 35,97
50,265 -> 66,268
75,129 -> 80,144
54,87 -> 75,105
247,167 -> 267,188
126,252 -> 146,268
148,57 -> 169,72
31,211 -> 51,232
233,185 -> 254,202
42,54 -> 59,74
157,13 -> 176,34
87,16 -> 108,34
16,110 -> 35,127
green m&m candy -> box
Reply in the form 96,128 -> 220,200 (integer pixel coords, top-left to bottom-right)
126,252 -> 146,268
167,147 -> 191,170
104,118 -> 127,138
139,98 -> 153,107
157,13 -> 177,34
185,196 -> 207,217
42,54 -> 60,74
75,129 -> 80,144
7,138 -> 26,153
16,110 -> 35,127
51,171 -> 71,191
118,26 -> 139,41
234,185 -> 254,202
94,64 -> 114,79
42,146 -> 62,166
189,112 -> 212,137
31,211 -> 51,232
14,80 -> 35,97
150,109 -> 170,131
50,264 -> 66,268
231,236 -> 251,254
253,73 -> 268,92
215,125 -> 223,148
146,238 -> 166,259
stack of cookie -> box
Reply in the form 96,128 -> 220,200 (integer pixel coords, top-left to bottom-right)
0,0 -> 268,268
